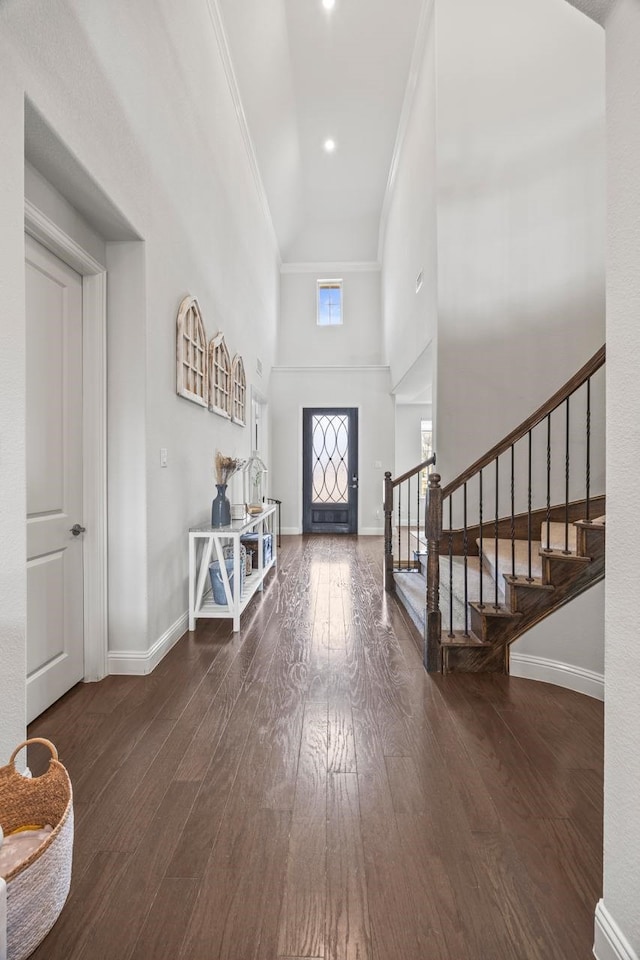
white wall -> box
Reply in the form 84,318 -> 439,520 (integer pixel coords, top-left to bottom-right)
0,71 -> 26,764
272,265 -> 391,534
596,1 -> 640,955
0,0 -> 279,756
381,0 -> 438,395
510,581 -> 604,700
270,368 -> 394,535
435,0 -> 606,484
278,266 -> 383,367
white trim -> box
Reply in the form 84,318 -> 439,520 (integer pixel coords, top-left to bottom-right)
282,526 -> 301,536
108,612 -> 188,676
24,200 -> 109,683
281,261 -> 381,274
272,364 -> 390,374
204,0 -> 280,262
360,527 -> 384,536
594,901 -> 639,960
24,199 -> 104,274
378,0 -> 435,261
0,877 -> 6,960
81,271 -> 108,680
509,652 -> 604,701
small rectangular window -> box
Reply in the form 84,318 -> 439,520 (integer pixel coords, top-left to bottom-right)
317,280 -> 343,326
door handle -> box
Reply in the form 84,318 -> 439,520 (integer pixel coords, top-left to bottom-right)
350,475 -> 359,489
70,523 -> 86,537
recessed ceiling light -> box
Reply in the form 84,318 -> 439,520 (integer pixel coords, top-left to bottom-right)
324,138 -> 336,153
322,0 -> 336,9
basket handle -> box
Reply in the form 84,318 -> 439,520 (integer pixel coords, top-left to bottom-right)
9,738 -> 59,766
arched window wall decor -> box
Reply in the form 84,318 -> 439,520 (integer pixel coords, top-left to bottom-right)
176,296 -> 208,407
231,355 -> 246,426
209,332 -> 232,418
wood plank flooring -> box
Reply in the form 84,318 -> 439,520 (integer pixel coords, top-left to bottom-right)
27,535 -> 603,960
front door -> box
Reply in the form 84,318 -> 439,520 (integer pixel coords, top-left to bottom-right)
303,408 -> 358,533
25,234 -> 85,722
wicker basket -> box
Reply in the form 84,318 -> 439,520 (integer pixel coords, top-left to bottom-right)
0,739 -> 73,960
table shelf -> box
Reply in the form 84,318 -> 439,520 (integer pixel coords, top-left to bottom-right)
188,506 -> 277,632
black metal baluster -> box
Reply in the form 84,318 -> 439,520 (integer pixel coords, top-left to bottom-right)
564,397 -> 571,554
463,483 -> 469,636
510,444 -> 516,579
448,496 -> 454,637
494,457 -> 500,609
417,474 -> 421,557
544,413 -> 551,551
397,485 -> 401,569
527,430 -> 533,581
407,477 -> 411,571
585,378 -> 592,524
478,470 -> 484,608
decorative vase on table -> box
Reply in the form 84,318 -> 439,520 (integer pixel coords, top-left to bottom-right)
211,483 -> 231,527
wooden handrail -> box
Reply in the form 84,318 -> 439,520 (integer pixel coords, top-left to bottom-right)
441,345 -> 605,500
392,454 -> 436,489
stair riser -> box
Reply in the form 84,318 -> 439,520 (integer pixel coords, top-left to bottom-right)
504,580 -> 555,618
540,553 -> 593,590
444,644 -> 507,674
576,524 -> 606,558
469,605 -> 519,646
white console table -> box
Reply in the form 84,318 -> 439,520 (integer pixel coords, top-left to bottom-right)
188,505 -> 277,632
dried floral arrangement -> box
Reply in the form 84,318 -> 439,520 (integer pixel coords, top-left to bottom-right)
215,451 -> 242,485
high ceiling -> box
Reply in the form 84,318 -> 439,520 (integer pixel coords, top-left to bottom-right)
217,0 -> 426,264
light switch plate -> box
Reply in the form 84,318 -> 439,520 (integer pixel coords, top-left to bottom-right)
160,448 -> 168,468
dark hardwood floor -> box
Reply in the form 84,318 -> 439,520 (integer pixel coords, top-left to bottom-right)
28,535 -> 603,960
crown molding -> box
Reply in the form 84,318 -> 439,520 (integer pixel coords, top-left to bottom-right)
281,261 -> 381,275
204,0 -> 281,264
377,0 -> 435,262
271,364 -> 390,374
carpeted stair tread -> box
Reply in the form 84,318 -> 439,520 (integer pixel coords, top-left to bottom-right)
394,555 -> 498,634
539,521 -> 578,553
477,538 -> 543,591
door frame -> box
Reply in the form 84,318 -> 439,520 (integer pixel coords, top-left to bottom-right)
25,199 -> 108,682
250,385 -> 269,468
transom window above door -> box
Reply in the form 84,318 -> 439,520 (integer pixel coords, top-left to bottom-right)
317,279 -> 343,326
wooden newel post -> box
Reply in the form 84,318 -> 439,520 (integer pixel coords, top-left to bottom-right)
424,472 -> 443,672
383,471 -> 394,593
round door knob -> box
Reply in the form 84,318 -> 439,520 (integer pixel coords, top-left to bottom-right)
70,523 -> 86,536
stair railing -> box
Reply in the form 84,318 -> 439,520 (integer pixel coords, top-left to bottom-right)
384,454 -> 436,592
424,345 -> 606,672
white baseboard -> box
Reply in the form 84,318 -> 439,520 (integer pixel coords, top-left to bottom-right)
108,611 -> 188,676
594,901 -> 639,960
509,652 -> 604,701
281,526 -> 383,536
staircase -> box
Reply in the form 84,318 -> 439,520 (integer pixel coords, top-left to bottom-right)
385,346 -> 606,674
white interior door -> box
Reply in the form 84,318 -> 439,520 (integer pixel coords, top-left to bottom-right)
26,234 -> 85,722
